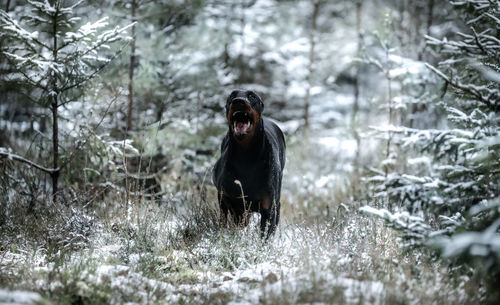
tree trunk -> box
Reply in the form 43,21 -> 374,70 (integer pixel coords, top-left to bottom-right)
425,0 -> 434,39
352,1 -> 362,173
304,0 -> 320,135
385,45 -> 393,165
127,0 -> 137,133
51,8 -> 60,202
51,101 -> 59,201
410,0 -> 434,128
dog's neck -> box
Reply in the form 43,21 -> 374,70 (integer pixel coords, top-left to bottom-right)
229,118 -> 265,157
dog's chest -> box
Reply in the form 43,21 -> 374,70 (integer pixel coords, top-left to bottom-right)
221,157 -> 270,199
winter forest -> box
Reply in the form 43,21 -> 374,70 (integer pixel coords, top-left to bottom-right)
0,0 -> 499,304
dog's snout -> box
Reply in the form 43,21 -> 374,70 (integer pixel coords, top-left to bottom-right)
231,98 -> 248,107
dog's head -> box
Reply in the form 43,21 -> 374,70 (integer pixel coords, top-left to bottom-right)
225,89 -> 264,142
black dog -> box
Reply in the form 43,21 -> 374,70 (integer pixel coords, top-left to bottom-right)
212,90 -> 286,238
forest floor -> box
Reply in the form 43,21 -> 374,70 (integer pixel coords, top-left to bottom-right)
0,124 -> 477,305
0,91 -> 480,305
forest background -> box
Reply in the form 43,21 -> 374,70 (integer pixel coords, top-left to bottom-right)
0,0 -> 499,304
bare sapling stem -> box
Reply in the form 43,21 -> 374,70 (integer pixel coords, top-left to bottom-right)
234,179 -> 250,227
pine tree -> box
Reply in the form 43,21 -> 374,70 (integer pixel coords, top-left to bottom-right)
361,0 -> 499,299
0,0 -> 132,201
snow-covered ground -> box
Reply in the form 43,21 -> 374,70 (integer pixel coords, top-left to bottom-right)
0,208 -> 468,305
0,111 -> 474,304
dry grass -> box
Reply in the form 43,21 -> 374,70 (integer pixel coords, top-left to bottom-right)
0,133 -> 486,305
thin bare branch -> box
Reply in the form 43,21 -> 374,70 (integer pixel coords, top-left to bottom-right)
0,151 -> 59,174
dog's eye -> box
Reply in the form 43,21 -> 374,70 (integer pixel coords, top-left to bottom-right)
229,90 -> 238,100
248,92 -> 257,104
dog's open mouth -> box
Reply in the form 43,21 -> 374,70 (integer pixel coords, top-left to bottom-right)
231,111 -> 253,136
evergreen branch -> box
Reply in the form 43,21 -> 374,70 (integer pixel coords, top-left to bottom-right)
58,92 -> 120,171
426,34 -> 490,57
58,60 -> 107,94
55,22 -> 133,94
59,40 -> 130,94
16,65 -> 49,92
362,54 -> 386,74
485,12 -> 500,26
67,0 -> 85,10
471,27 -> 499,64
425,63 -> 495,109
0,10 -> 50,51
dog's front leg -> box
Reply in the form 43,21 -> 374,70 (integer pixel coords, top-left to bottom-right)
219,193 -> 229,227
260,196 -> 277,239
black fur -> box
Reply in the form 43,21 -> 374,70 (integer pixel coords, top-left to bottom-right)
213,90 -> 286,239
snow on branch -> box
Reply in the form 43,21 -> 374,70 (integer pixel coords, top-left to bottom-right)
425,63 -> 496,109
2,0 -> 134,97
485,12 -> 500,26
27,0 -> 56,13
450,0 -> 496,11
360,206 -> 431,246
0,10 -> 48,51
438,218 -> 500,259
0,148 -> 59,174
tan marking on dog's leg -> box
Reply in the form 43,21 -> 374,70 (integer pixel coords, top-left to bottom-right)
261,196 -> 272,210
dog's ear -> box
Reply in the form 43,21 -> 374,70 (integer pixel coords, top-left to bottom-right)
225,90 -> 239,113
248,90 -> 264,114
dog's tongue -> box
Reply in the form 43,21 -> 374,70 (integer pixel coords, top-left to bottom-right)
235,122 -> 249,134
